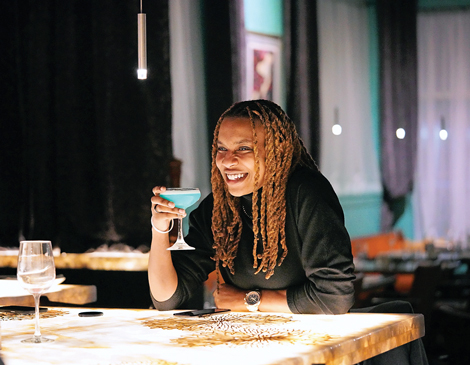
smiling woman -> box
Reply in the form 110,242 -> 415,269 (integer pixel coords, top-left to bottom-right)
149,99 -> 355,316
209,100 -> 321,282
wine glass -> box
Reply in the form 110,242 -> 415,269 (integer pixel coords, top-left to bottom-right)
160,188 -> 201,250
17,240 -> 56,343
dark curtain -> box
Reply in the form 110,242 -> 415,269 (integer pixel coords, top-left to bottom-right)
202,0 -> 236,148
283,0 -> 321,163
0,1 -> 172,252
230,0 -> 247,103
377,0 -> 418,231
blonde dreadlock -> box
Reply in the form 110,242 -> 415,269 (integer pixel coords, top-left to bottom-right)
211,100 -> 318,280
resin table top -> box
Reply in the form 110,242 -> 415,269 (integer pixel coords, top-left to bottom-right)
0,307 -> 424,365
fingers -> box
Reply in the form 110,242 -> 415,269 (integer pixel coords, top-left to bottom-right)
150,186 -> 186,217
151,186 -> 175,208
152,186 -> 166,195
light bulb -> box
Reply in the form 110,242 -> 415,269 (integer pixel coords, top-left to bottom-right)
137,69 -> 147,80
396,128 -> 406,139
332,124 -> 342,136
439,129 -> 448,141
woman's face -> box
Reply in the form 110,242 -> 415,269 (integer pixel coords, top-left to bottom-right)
215,117 -> 266,197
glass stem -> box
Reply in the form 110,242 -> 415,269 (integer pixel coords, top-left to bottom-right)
176,217 -> 184,243
33,293 -> 42,339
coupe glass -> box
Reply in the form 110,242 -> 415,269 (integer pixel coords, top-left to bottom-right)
17,240 -> 56,343
160,188 -> 201,250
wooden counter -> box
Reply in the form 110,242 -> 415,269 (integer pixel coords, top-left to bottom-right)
0,250 -> 149,271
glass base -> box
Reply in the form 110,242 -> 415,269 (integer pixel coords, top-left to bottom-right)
22,336 -> 54,343
167,242 -> 195,250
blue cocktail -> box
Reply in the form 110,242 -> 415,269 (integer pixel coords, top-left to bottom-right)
160,188 -> 201,250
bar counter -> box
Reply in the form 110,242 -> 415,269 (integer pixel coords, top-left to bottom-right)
0,250 -> 149,271
0,307 -> 424,365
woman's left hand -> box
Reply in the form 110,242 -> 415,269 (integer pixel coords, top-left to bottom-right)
213,283 -> 248,311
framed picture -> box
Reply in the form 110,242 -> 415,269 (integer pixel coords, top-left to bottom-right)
245,33 -> 282,104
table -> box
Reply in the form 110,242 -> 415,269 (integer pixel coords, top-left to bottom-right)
361,274 -> 396,291
0,250 -> 149,271
0,251 -> 147,308
0,307 -> 425,365
354,248 -> 469,275
0,251 -> 165,308
0,279 -> 97,306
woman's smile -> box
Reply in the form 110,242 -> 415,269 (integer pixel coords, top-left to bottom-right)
226,172 -> 248,181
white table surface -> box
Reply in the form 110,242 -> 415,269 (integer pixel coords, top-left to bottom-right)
0,307 -> 424,365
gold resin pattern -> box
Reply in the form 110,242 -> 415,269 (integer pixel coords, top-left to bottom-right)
0,309 -> 69,321
142,313 -> 334,348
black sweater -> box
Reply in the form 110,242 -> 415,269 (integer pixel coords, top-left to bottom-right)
151,167 -> 356,314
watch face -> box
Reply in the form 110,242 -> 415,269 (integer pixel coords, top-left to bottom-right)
246,291 -> 260,305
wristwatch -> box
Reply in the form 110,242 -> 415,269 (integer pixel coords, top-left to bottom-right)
244,290 -> 261,312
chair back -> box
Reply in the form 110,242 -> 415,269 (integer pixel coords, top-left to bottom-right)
409,262 -> 442,317
434,304 -> 470,364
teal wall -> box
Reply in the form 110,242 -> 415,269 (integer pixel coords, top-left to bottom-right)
394,194 -> 415,238
339,194 -> 382,238
244,0 -> 283,36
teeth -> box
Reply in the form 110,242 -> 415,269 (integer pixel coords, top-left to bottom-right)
227,173 -> 245,180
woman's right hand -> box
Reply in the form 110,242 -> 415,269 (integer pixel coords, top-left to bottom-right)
150,186 -> 187,233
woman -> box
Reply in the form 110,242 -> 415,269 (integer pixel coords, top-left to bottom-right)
148,99 -> 356,314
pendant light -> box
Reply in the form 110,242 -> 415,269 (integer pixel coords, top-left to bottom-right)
439,116 -> 448,141
137,0 -> 147,80
332,107 -> 342,135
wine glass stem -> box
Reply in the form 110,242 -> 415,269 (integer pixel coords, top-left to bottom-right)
176,217 -> 184,243
33,293 -> 42,339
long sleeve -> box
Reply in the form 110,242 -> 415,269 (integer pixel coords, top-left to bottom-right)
284,169 -> 356,314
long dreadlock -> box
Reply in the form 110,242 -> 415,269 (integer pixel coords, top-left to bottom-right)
211,100 -> 318,280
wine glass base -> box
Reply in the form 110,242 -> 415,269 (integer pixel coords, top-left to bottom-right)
167,243 -> 196,251
22,336 -> 54,343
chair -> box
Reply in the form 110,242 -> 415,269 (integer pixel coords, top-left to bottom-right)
370,262 -> 442,319
350,301 -> 429,365
433,304 -> 470,365
369,263 -> 441,352
353,273 -> 397,308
